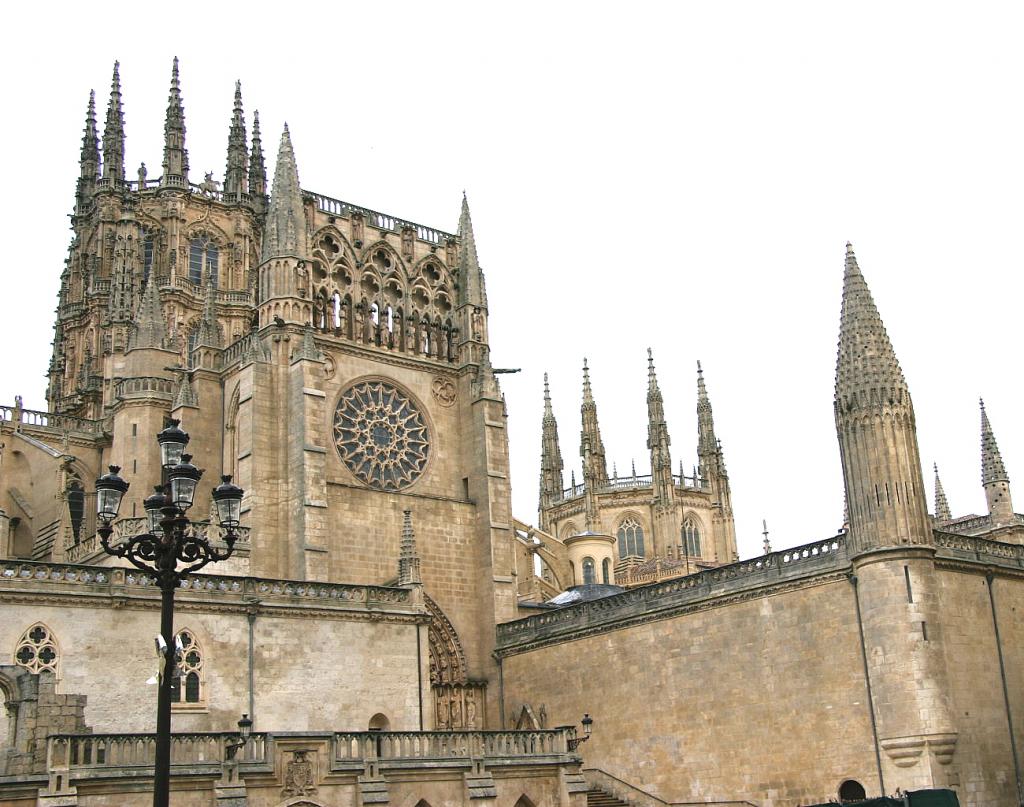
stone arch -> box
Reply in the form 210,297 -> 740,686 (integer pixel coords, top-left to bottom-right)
361,240 -> 406,276
838,780 -> 866,802
560,521 -> 578,540
514,796 -> 537,807
368,712 -> 390,731
424,595 -> 466,686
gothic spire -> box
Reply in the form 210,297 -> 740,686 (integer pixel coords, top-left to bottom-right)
458,193 -> 488,309
194,278 -> 221,349
223,80 -> 248,200
262,124 -> 307,261
76,91 -> 100,210
160,57 -> 188,187
580,358 -> 609,488
128,278 -> 166,350
835,242 -> 909,412
933,463 -> 951,522
398,509 -> 422,586
248,110 -> 267,198
539,373 -> 565,520
834,242 -> 931,554
101,61 -> 125,183
172,373 -> 198,408
696,360 -> 722,477
980,399 -> 1015,525
647,349 -> 674,504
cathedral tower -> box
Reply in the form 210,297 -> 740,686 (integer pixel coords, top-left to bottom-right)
834,243 -> 957,791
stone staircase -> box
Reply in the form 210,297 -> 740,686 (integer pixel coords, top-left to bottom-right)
586,787 -> 631,807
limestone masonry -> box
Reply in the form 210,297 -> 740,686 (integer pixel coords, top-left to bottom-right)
0,60 -> 1021,807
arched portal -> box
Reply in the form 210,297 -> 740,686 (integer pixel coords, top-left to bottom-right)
424,594 -> 486,729
838,780 -> 867,802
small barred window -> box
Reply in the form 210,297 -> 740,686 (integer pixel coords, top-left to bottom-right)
14,624 -> 59,674
170,630 -> 204,705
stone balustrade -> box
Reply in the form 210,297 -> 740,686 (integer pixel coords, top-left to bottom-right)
0,404 -> 104,435
332,729 -> 570,764
306,191 -> 454,245
935,531 -> 1024,565
49,732 -> 268,774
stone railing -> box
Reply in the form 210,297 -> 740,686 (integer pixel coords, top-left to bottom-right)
59,301 -> 86,319
0,404 -> 105,435
113,376 -> 176,399
333,730 -> 570,765
583,768 -> 759,807
935,532 -> 1024,566
559,473 -> 709,500
496,536 -> 848,652
0,559 -> 409,608
49,732 -> 268,775
159,273 -> 253,305
306,191 -> 454,245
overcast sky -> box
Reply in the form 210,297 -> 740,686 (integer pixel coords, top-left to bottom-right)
2,2 -> 1021,559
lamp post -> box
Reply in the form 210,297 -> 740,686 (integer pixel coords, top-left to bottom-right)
565,713 -> 594,752
95,419 -> 244,807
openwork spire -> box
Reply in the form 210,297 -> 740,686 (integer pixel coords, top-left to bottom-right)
160,57 -> 188,187
223,81 -> 249,199
129,279 -> 166,350
580,358 -> 609,487
248,110 -> 267,198
980,399 -> 1009,486
398,509 -> 422,586
194,279 -> 222,349
835,242 -> 909,413
696,360 -> 722,477
101,61 -> 125,182
458,193 -> 488,309
76,90 -> 100,210
933,463 -> 951,522
262,124 -> 307,261
539,373 -> 565,517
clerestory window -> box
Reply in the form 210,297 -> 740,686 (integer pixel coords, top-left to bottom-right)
188,237 -> 218,287
582,557 -> 596,585
683,518 -> 702,557
617,517 -> 646,559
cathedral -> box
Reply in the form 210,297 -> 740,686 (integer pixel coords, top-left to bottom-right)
0,60 -> 1022,807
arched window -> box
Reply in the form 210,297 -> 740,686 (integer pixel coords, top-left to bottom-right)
582,557 -> 596,585
188,237 -> 219,287
14,624 -> 58,674
171,630 -> 204,705
602,558 -> 611,584
617,517 -> 645,558
683,518 -> 702,557
141,232 -> 154,283
838,780 -> 866,802
368,713 -> 390,731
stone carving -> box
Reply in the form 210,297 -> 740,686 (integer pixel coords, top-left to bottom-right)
431,376 -> 456,407
333,380 -> 429,491
281,750 -> 317,796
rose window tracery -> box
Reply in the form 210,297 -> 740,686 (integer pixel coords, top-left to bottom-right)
14,624 -> 58,674
333,381 -> 429,490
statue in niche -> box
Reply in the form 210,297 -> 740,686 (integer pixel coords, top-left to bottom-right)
449,694 -> 463,728
353,304 -> 365,343
436,693 -> 450,728
465,692 -> 477,729
471,308 -> 483,341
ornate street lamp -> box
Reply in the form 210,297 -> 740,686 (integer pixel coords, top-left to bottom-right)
95,422 -> 244,807
566,713 -> 594,752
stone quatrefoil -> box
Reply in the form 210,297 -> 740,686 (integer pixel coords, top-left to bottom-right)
333,381 -> 429,491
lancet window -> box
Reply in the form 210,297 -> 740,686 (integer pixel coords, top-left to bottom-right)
683,518 -> 702,557
582,557 -> 596,585
170,630 -> 204,705
141,231 -> 155,283
188,236 -> 218,287
617,517 -> 646,559
14,624 -> 59,675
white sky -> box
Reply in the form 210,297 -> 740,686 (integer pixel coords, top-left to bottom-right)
2,2 -> 1021,560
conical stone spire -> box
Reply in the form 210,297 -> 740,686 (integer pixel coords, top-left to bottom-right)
980,399 -> 1014,525
538,373 -> 565,521
834,242 -> 930,554
397,509 -> 422,586
458,193 -> 488,309
129,279 -> 166,350
248,110 -> 267,198
77,91 -> 100,208
101,62 -> 125,183
262,124 -> 307,261
647,349 -> 674,505
933,463 -> 952,522
194,279 -> 221,349
161,58 -> 188,187
223,81 -> 248,199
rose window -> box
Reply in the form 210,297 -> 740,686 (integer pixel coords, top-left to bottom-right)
334,381 -> 429,490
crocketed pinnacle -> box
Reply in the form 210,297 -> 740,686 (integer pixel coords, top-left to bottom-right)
835,242 -> 909,413
262,124 -> 307,261
696,361 -> 717,465
172,373 -> 198,408
101,61 -> 125,182
980,399 -> 1009,485
933,463 -> 952,521
647,349 -> 668,436
194,279 -> 221,349
129,279 -> 165,350
248,110 -> 267,197
647,349 -> 674,504
292,325 -> 323,362
458,193 -> 488,309
582,358 -> 594,405
539,372 -> 565,511
579,358 -> 608,485
161,57 -> 188,186
223,81 -> 248,198
80,91 -> 100,180
398,509 -> 422,586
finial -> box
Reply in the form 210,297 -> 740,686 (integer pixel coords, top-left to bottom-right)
762,519 -> 772,554
846,241 -> 854,254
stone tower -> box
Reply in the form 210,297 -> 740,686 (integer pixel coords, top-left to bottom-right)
834,242 -> 957,791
